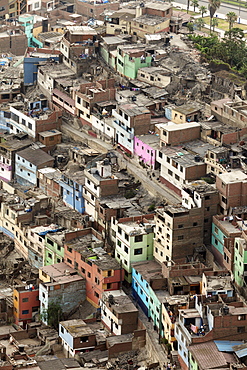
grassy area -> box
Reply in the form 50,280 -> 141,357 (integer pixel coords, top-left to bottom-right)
222,0 -> 247,7
174,7 -> 197,15
203,16 -> 247,31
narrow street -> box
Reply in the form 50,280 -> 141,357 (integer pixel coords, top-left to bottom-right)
62,122 -> 181,205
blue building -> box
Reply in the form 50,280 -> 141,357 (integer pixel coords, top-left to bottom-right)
59,172 -> 85,214
0,111 -> 11,132
132,260 -> 164,318
24,48 -> 60,86
15,147 -> 54,186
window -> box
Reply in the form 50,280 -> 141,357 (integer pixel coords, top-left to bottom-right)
28,122 -> 32,130
88,272 -> 91,278
125,233 -> 129,241
117,239 -> 121,247
81,267 -> 85,274
67,247 -> 72,253
134,248 -> 143,255
124,245 -> 129,254
22,297 -> 28,302
178,224 -> 183,229
67,258 -> 72,264
61,327 -> 64,333
178,235 -> 184,240
193,222 -> 198,226
80,336 -> 89,342
22,310 -> 29,315
94,291 -> 99,298
237,327 -> 245,333
48,253 -> 52,259
134,235 -> 143,243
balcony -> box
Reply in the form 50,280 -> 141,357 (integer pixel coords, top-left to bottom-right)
205,157 -> 227,173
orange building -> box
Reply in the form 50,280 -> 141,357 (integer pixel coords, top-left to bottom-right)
64,228 -> 124,307
13,285 -> 39,328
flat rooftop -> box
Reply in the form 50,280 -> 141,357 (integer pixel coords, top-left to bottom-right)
218,170 -> 247,184
60,319 -> 94,337
40,262 -> 77,278
133,14 -> 167,26
132,260 -> 163,282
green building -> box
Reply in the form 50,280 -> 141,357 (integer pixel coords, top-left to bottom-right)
113,218 -> 155,283
234,236 -> 247,287
44,231 -> 65,266
116,45 -> 152,79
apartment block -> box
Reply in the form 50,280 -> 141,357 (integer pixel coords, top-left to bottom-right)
112,215 -> 155,283
153,206 -> 204,264
216,170 -> 247,215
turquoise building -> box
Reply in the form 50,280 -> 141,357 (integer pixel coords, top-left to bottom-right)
18,14 -> 43,48
132,260 -> 166,336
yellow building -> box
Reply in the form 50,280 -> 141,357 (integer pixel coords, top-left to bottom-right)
162,295 -> 188,348
130,15 -> 170,38
171,103 -> 202,124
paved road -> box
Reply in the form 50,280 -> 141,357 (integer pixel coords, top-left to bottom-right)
62,122 -> 181,204
173,0 -> 247,21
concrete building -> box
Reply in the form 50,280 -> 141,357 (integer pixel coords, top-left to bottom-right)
15,147 -> 54,186
171,103 -> 202,124
38,167 -> 62,198
112,215 -> 155,283
159,122 -> 201,147
39,263 -> 86,324
0,27 -> 28,56
60,26 -> 98,75
153,206 -> 204,264
211,215 -> 242,270
63,228 -> 123,307
75,0 -> 119,21
37,64 -> 75,101
83,159 -> 118,220
130,15 -> 170,38
0,136 -> 32,183
201,273 -> 233,297
181,181 -> 219,245
157,146 -> 207,196
115,45 -> 153,80
211,98 -> 247,129
23,48 -> 61,86
137,67 -> 171,88
100,290 -> 138,335
113,104 -> 151,154
216,170 -> 247,215
134,134 -> 159,169
59,319 -> 96,357
74,79 -> 116,126
175,296 -> 247,370
9,101 -> 62,140
13,284 -> 39,328
59,171 -> 85,214
233,235 -> 247,288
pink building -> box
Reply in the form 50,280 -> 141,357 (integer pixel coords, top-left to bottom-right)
134,134 -> 159,169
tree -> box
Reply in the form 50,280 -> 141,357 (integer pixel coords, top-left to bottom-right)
208,0 -> 221,32
199,5 -> 207,17
211,17 -> 218,32
195,18 -> 205,30
187,22 -> 195,33
191,0 -> 199,12
41,302 -> 64,330
226,11 -> 237,31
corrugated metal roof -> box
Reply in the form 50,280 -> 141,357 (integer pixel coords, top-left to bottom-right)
214,340 -> 243,352
235,348 -> 247,358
